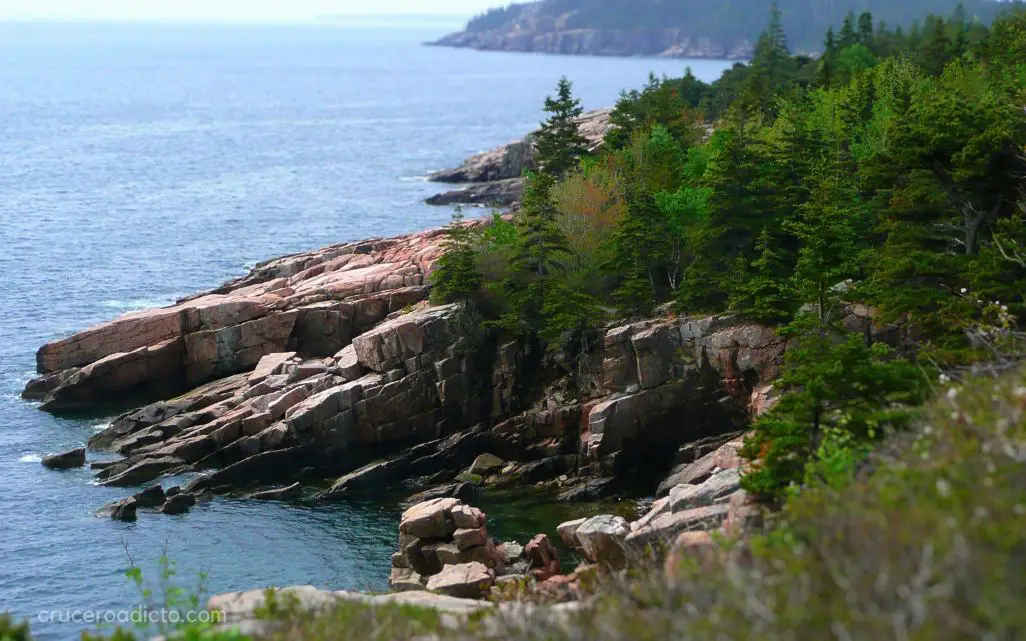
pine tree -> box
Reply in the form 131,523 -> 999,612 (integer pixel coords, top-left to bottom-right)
815,27 -> 838,87
606,183 -> 670,316
741,332 -> 927,499
430,208 -> 483,305
728,228 -> 796,324
494,172 -> 572,338
838,11 -> 858,48
857,11 -> 875,47
917,17 -> 951,75
534,77 -> 589,178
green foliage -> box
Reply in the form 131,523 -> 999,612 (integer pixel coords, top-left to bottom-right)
728,228 -> 797,324
0,614 -> 31,641
534,77 -> 588,178
430,209 -> 484,306
234,365 -> 1026,640
463,0 -> 1014,59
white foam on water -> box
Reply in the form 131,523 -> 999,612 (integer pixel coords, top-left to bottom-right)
19,454 -> 42,463
100,298 -> 173,312
399,174 -> 432,182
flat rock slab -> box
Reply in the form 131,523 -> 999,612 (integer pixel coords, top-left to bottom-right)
425,562 -> 494,599
207,585 -> 495,626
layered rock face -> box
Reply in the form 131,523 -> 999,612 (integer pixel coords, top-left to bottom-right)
431,28 -> 753,60
23,229 -> 455,411
426,109 -> 611,208
27,220 -> 786,502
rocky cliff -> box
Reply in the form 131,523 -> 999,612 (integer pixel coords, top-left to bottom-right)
25,219 -> 802,510
427,2 -> 753,60
426,108 -> 612,208
430,28 -> 753,60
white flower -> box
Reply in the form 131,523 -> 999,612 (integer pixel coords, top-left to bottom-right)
960,288 -> 968,294
938,374 -> 951,384
947,387 -> 959,400
936,479 -> 951,497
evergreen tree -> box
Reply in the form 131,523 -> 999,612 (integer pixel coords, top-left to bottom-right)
728,228 -> 797,324
534,77 -> 589,178
857,11 -> 875,46
741,332 -> 927,499
838,11 -> 858,48
815,27 -> 838,87
607,182 -> 671,316
494,172 -> 572,337
917,16 -> 952,75
430,209 -> 483,305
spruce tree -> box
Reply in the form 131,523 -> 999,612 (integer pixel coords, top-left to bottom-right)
430,209 -> 483,306
495,172 -> 572,337
728,228 -> 796,325
606,183 -> 670,317
534,77 -> 588,179
838,11 -> 858,48
857,11 -> 875,46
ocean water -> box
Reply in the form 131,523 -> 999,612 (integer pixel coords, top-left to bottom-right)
0,21 -> 732,639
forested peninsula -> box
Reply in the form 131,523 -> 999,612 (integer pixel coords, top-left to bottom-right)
430,0 -> 1017,58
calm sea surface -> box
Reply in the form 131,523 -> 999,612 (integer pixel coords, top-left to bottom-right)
0,21 -> 731,639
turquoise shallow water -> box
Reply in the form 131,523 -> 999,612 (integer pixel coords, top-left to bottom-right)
0,21 -> 731,639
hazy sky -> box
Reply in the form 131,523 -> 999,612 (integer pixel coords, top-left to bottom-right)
0,0 -> 504,22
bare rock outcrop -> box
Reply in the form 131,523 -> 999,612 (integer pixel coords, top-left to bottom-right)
426,109 -> 612,208
24,226 -> 457,412
390,498 -> 502,598
25,218 -> 789,506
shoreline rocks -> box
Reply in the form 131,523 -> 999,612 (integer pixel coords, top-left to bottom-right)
390,498 -> 504,598
425,109 -> 611,208
41,447 -> 86,470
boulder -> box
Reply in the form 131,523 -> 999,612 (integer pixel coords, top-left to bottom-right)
499,541 -> 524,564
248,352 -> 296,385
663,531 -> 716,575
41,448 -> 86,470
335,344 -> 364,380
468,453 -> 505,476
102,498 -> 138,522
389,567 -> 425,592
425,562 -> 494,599
574,515 -> 630,569
450,504 -> 486,529
132,485 -> 166,508
723,489 -> 764,537
624,504 -> 730,552
160,493 -> 196,516
556,477 -> 618,502
399,498 -> 459,539
453,527 -> 488,551
524,533 -> 561,581
668,468 -> 742,512
556,518 -> 588,548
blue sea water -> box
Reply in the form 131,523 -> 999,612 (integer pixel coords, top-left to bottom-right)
0,21 -> 732,639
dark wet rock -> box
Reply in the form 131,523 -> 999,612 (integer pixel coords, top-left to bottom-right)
556,477 -> 618,502
160,493 -> 197,515
132,485 -> 166,508
42,447 -> 86,470
100,497 -> 138,522
244,482 -> 303,501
